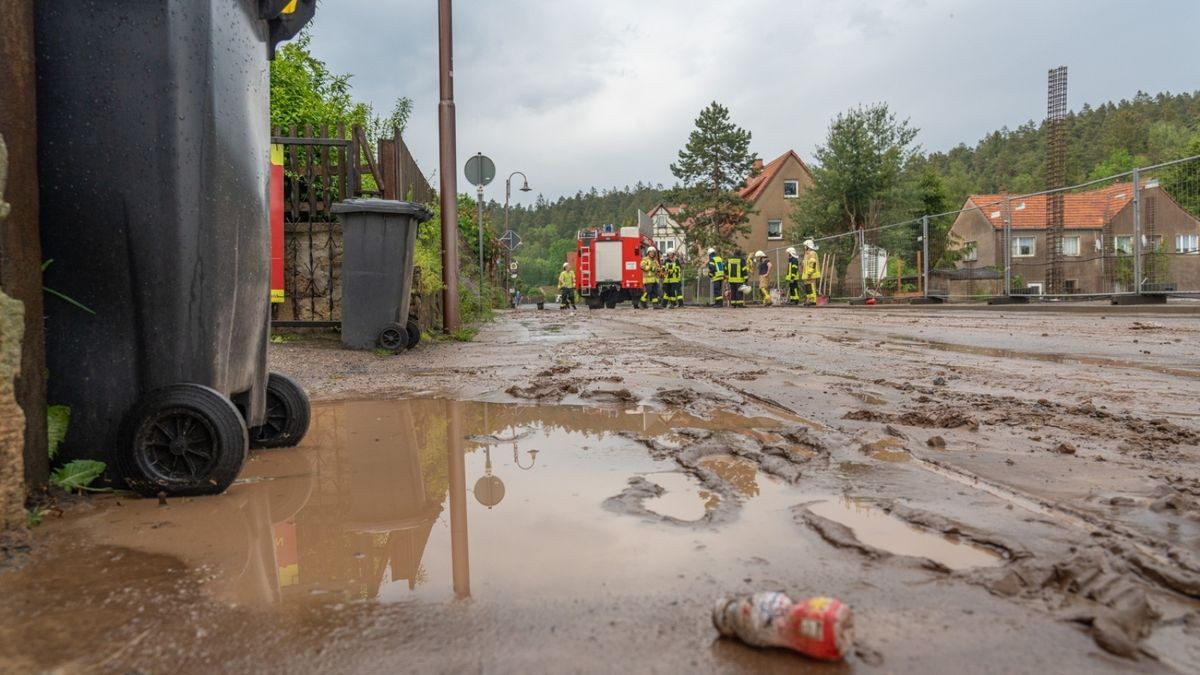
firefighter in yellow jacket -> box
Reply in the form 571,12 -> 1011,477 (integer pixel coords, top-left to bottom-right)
639,246 -> 663,309
801,239 -> 821,306
785,246 -> 801,305
726,249 -> 748,308
662,251 -> 682,308
558,262 -> 576,309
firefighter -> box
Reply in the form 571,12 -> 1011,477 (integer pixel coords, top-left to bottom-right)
558,262 -> 576,309
639,246 -> 663,309
785,246 -> 801,305
706,247 -> 725,307
662,250 -> 682,308
726,248 -> 748,308
801,239 -> 821,306
754,250 -> 772,306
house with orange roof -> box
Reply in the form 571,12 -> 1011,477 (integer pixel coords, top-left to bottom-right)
735,150 -> 814,255
948,182 -> 1200,294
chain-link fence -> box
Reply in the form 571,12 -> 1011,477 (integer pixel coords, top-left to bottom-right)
741,154 -> 1200,304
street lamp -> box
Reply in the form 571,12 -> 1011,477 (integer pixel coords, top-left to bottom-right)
504,171 -> 532,303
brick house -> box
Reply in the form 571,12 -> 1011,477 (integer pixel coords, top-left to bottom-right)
947,182 -> 1200,294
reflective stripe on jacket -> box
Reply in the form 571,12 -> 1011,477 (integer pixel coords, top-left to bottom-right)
786,256 -> 800,281
558,270 -> 575,287
708,256 -> 725,281
802,251 -> 820,280
640,257 -> 661,283
663,261 -> 682,283
726,257 -> 747,283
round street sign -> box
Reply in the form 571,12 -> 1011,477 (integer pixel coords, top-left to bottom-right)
464,154 -> 496,187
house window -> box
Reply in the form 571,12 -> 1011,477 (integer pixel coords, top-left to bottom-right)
783,180 -> 799,198
1063,236 -> 1080,257
962,241 -> 978,262
1147,235 -> 1163,252
666,240 -> 675,251
1012,236 -> 1035,257
1064,279 -> 1078,294
1026,282 -> 1043,295
1178,234 -> 1200,253
767,219 -> 783,240
1114,235 -> 1133,255
656,240 -> 669,252
654,214 -> 667,227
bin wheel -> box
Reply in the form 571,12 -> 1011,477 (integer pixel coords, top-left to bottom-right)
117,383 -> 248,496
249,372 -> 311,449
377,323 -> 409,352
405,320 -> 421,349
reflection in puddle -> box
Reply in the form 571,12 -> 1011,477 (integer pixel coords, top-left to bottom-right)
641,472 -> 718,521
699,455 -> 760,498
70,399 -> 826,608
862,438 -> 911,463
808,497 -> 1002,570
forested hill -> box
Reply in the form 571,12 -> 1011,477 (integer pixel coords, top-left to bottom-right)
922,90 -> 1200,203
485,182 -> 665,290
496,90 -> 1199,289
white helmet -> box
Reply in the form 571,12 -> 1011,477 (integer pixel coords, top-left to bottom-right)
562,262 -> 569,269
804,239 -> 818,251
754,250 -> 765,258
647,246 -> 657,254
786,246 -> 797,256
707,247 -> 716,255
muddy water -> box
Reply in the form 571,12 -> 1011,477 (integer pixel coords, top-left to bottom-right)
60,399 -> 836,609
806,497 -> 1002,570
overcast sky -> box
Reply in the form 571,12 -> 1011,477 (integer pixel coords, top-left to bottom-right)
306,0 -> 1198,206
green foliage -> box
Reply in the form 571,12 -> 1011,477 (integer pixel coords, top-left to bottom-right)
269,332 -> 303,344
667,102 -> 759,250
49,459 -> 107,493
451,327 -> 479,342
924,90 -> 1200,205
47,405 -> 70,460
1160,133 -> 1200,218
26,506 -> 45,528
270,31 -> 411,141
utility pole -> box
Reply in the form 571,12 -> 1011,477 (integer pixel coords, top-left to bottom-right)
437,0 -> 460,332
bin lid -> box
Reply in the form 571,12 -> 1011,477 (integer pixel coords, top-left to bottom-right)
332,199 -> 433,222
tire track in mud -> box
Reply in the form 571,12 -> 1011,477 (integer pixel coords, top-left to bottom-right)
610,312 -> 1200,572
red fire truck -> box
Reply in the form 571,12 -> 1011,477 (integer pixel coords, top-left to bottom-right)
575,224 -> 651,309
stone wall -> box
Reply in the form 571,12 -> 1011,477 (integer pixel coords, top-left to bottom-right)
0,136 -> 31,568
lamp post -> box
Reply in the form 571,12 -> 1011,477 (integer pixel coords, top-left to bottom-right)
504,171 -> 531,302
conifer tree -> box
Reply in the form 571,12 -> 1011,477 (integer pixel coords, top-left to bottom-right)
667,102 -> 759,252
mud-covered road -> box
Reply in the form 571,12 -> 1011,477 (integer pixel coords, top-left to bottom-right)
3,305 -> 1199,673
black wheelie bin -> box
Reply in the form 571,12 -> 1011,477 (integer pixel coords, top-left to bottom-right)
333,199 -> 433,352
35,0 -> 317,496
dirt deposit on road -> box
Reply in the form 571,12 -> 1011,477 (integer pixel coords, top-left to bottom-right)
2,305 -> 1198,673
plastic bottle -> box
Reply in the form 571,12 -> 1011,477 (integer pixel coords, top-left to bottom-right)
712,592 -> 854,661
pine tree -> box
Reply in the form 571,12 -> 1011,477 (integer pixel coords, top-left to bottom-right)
667,102 -> 759,252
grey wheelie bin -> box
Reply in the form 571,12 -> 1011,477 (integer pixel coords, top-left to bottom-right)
332,199 -> 433,352
35,0 -> 317,496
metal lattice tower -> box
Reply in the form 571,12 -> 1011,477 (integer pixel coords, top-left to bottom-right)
1044,66 -> 1068,295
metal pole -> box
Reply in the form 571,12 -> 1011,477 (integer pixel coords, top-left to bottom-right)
922,215 -> 930,298
0,0 -> 49,488
437,0 -> 461,332
476,182 -> 484,313
446,399 -> 470,598
1132,167 -> 1142,295
504,177 -> 510,303
1003,198 -> 1012,296
858,229 -> 867,299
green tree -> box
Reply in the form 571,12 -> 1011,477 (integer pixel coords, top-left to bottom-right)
270,32 -> 411,140
1161,134 -> 1200,218
793,103 -> 919,238
667,102 -> 759,252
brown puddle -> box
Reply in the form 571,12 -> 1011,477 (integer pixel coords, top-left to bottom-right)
862,438 -> 911,463
807,496 -> 1002,570
55,399 -> 830,608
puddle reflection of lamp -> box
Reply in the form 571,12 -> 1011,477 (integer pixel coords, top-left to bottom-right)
513,444 -> 538,470
474,445 -> 506,508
